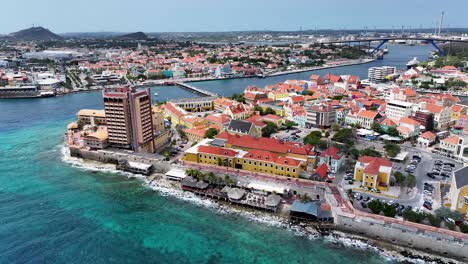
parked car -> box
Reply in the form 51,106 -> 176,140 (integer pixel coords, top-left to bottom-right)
444,162 -> 455,167
361,202 -> 368,208
423,203 -> 432,210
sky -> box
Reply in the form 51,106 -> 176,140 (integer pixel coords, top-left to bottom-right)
2,0 -> 468,33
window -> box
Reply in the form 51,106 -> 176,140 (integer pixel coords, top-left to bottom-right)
287,168 -> 290,172
465,197 -> 468,204
293,169 -> 296,173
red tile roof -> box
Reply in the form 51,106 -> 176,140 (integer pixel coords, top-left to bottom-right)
425,103 -> 444,114
399,117 -> 421,126
420,131 -> 436,139
243,149 -> 301,167
357,156 -> 392,175
320,146 -> 341,160
217,132 -> 313,156
357,109 -> 379,120
198,145 -> 238,157
443,136 -> 460,145
315,163 -> 329,179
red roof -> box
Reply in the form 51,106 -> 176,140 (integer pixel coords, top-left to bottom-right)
206,113 -> 230,124
357,156 -> 392,175
420,131 -> 436,139
217,132 -> 313,156
320,146 -> 341,160
357,110 -> 379,120
443,136 -> 460,145
198,145 -> 237,157
243,150 -> 301,167
425,103 -> 444,114
315,163 -> 329,178
399,117 -> 420,126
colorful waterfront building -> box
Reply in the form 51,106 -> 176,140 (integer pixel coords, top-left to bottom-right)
354,156 -> 392,191
182,139 -> 302,178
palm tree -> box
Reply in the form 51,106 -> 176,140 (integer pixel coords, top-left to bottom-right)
207,172 -> 217,184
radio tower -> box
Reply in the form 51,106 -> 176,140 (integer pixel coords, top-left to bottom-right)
438,11 -> 444,36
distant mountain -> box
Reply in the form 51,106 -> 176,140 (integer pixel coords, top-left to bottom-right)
113,32 -> 148,40
7,27 -> 63,41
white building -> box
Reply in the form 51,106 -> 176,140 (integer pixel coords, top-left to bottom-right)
385,100 -> 414,122
368,66 -> 396,83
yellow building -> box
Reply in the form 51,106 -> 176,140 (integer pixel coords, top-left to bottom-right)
163,102 -> 187,126
451,104 -> 466,124
268,90 -> 289,101
182,139 -> 302,178
449,166 -> 468,217
180,115 -> 209,129
77,109 -> 106,126
354,156 -> 392,191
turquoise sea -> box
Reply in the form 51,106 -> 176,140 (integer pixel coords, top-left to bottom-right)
0,45 -> 433,263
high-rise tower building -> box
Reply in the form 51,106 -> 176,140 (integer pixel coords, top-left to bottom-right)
103,87 -> 155,153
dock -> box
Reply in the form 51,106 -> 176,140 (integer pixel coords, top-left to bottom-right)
174,82 -> 218,97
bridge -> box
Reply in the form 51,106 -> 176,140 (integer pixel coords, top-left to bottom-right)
174,82 -> 218,97
314,36 -> 468,57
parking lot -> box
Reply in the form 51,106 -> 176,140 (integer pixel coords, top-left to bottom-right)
272,127 -> 322,143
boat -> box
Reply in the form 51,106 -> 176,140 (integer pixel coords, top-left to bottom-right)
154,92 -> 158,96
406,57 -> 419,69
383,47 -> 389,54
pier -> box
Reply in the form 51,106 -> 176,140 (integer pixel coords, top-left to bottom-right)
173,82 -> 218,97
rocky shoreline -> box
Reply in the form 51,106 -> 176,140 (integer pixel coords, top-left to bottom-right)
60,146 -> 460,264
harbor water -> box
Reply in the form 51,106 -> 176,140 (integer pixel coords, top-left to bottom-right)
0,44 -> 435,263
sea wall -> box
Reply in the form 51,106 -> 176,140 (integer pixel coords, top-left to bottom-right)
69,147 -> 171,173
335,212 -> 468,261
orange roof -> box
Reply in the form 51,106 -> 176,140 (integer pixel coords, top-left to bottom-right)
357,109 -> 379,120
380,118 -> 397,127
399,117 -> 420,126
420,131 -> 436,139
198,145 -> 238,157
425,103 -> 444,114
451,104 -> 464,112
397,126 -> 412,135
206,113 -> 230,124
442,136 -> 460,145
358,156 -> 392,175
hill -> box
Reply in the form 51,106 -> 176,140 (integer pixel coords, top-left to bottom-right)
8,27 -> 63,41
113,32 -> 148,40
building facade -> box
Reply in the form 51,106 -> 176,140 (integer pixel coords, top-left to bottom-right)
385,100 -> 413,122
103,87 -> 155,153
354,156 -> 392,191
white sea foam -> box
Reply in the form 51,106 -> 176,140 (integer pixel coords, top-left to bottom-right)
59,145 -> 457,264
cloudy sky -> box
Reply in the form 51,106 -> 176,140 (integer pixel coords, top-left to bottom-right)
1,0 -> 467,33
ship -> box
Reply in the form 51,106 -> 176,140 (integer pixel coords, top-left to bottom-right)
0,85 -> 55,99
406,57 -> 419,69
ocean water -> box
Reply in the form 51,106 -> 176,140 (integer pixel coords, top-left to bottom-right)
0,46 -> 433,263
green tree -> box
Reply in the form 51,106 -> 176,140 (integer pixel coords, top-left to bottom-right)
368,200 -> 383,214
331,123 -> 340,131
317,140 -> 328,150
435,207 -> 465,222
263,107 -> 276,116
359,147 -> 382,157
371,122 -> 384,134
406,174 -> 416,189
261,122 -> 278,137
383,204 -> 397,217
303,131 -> 322,146
332,128 -> 354,145
386,126 -> 399,137
253,105 -> 263,115
460,224 -> 468,234
394,171 -> 406,186
402,210 -> 425,223
283,120 -> 297,129
204,128 -> 219,139
384,142 -> 401,157
163,151 -> 170,161
427,214 -> 442,227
